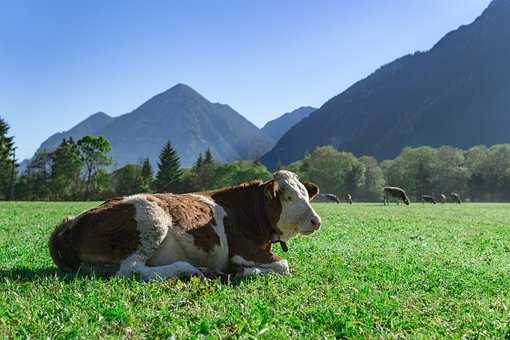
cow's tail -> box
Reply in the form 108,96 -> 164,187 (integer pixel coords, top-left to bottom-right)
49,218 -> 81,273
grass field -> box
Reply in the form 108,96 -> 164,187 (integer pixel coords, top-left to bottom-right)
1,202 -> 510,338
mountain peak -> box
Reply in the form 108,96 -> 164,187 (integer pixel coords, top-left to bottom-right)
165,83 -> 202,97
88,111 -> 111,119
37,83 -> 274,167
142,83 -> 208,107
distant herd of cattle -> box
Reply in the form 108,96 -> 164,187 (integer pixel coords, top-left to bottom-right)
313,187 -> 461,205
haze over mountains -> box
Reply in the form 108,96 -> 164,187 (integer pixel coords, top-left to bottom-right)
261,106 -> 316,142
38,84 -> 274,167
262,0 -> 510,168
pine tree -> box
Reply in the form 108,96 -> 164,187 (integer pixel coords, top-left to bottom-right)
141,158 -> 153,180
0,116 -> 15,199
204,147 -> 214,164
155,141 -> 182,192
194,152 -> 203,170
141,158 -> 154,192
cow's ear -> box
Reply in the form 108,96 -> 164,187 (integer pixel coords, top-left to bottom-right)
303,182 -> 319,200
264,180 -> 280,200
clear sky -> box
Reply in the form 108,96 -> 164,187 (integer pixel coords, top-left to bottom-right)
1,0 -> 492,159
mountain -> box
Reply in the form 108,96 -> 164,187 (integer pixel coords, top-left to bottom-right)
36,84 -> 274,167
261,106 -> 316,142
40,112 -> 114,152
262,0 -> 510,168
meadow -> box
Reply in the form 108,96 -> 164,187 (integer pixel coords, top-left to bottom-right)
1,201 -> 510,338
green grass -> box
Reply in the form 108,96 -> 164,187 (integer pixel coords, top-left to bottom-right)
1,202 -> 510,338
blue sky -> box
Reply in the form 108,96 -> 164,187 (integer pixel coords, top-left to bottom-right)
1,0 -> 492,159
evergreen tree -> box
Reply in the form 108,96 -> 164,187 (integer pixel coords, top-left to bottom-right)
191,147 -> 217,190
204,147 -> 214,164
155,141 -> 182,192
141,158 -> 154,192
194,152 -> 203,170
0,116 -> 15,199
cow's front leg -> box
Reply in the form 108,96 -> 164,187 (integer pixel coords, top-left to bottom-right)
231,255 -> 290,277
140,261 -> 206,281
119,253 -> 205,281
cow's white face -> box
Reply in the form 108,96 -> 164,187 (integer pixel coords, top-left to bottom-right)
272,170 -> 321,241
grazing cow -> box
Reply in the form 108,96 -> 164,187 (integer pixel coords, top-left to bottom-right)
450,192 -> 461,204
313,194 -> 340,203
49,171 -> 321,280
422,195 -> 437,204
383,187 -> 410,206
345,194 -> 353,204
439,194 -> 447,204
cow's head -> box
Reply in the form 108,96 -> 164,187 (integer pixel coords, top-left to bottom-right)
403,195 -> 410,206
264,170 -> 321,241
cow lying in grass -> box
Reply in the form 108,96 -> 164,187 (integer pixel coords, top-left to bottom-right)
49,171 -> 321,281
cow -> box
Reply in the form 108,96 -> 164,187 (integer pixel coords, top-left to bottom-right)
422,195 -> 436,204
345,194 -> 353,204
450,192 -> 461,204
313,194 -> 340,203
383,187 -> 410,206
439,194 -> 447,204
49,170 -> 321,281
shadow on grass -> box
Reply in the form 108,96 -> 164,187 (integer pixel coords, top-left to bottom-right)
0,267 -> 93,283
0,266 -> 259,286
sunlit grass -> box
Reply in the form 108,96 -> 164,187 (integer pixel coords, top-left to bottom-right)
1,202 -> 510,337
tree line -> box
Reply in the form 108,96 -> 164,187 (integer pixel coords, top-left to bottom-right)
0,115 -> 272,200
286,145 -> 510,202
2,114 -> 510,202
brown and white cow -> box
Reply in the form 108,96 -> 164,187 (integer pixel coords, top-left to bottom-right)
49,171 -> 321,281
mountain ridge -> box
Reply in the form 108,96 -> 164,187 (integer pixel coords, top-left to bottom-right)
36,84 -> 274,167
262,0 -> 510,168
261,106 -> 316,142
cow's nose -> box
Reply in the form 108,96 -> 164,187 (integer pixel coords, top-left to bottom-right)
311,216 -> 321,228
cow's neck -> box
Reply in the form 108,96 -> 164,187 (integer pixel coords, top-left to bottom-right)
209,182 -> 284,252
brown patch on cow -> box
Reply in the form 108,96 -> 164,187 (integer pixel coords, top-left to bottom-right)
303,181 -> 319,200
49,198 -> 141,273
203,180 -> 284,267
75,199 -> 140,265
151,193 -> 220,253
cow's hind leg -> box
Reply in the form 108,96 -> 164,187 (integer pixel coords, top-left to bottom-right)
116,194 -> 174,280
